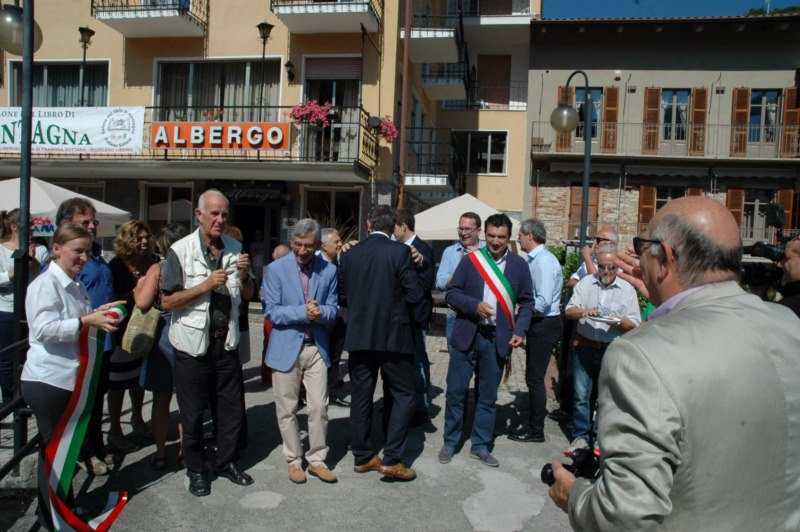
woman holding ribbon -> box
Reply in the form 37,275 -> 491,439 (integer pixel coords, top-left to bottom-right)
21,224 -> 125,531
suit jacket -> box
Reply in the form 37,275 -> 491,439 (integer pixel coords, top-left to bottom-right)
263,252 -> 338,372
569,281 -> 800,531
410,235 -> 434,327
446,249 -> 534,359
339,232 -> 423,354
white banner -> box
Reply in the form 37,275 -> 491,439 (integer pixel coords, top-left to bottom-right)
0,107 -> 144,154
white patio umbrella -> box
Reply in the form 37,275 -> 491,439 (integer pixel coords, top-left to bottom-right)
0,177 -> 131,238
414,193 -> 521,241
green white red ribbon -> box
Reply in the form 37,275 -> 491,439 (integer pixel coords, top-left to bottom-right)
468,248 -> 517,328
44,325 -> 128,531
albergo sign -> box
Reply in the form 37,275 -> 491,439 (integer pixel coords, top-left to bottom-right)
151,122 -> 290,150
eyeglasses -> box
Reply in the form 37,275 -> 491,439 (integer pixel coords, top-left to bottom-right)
597,264 -> 617,271
633,237 -> 662,255
594,236 -> 614,244
79,219 -> 100,227
457,227 -> 478,235
291,241 -> 316,250
136,234 -> 151,242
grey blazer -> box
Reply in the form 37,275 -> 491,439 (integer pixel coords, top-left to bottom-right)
569,281 -> 800,531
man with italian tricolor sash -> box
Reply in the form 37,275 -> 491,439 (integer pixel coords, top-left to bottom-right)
438,213 -> 533,468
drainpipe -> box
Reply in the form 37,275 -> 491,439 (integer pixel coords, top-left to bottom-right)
396,0 -> 412,209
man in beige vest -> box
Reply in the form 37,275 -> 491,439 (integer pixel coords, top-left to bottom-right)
548,196 -> 800,530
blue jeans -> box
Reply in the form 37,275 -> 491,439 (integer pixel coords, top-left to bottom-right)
413,328 -> 430,411
445,310 -> 456,348
443,328 -> 504,452
572,345 -> 605,441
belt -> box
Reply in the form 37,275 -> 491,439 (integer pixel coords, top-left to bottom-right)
477,324 -> 496,334
212,328 -> 229,339
573,334 -> 609,351
302,337 -> 315,346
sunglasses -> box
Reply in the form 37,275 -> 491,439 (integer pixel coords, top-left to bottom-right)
597,264 -> 617,271
79,219 -> 100,227
633,237 -> 662,255
594,236 -> 614,243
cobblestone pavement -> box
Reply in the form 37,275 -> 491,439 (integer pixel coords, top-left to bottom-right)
3,306 -> 573,532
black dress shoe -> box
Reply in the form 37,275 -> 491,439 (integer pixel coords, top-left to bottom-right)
329,396 -> 350,408
188,472 -> 210,497
547,409 -> 573,423
507,427 -> 545,443
216,462 -> 254,486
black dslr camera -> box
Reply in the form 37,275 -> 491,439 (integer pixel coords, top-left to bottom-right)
741,204 -> 788,288
541,448 -> 600,487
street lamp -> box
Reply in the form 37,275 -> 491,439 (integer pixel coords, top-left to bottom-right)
550,69 -> 592,255
78,26 -> 95,107
0,3 -> 42,55
256,22 -> 274,122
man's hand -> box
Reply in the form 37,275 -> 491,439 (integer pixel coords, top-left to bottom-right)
306,299 -> 321,322
341,240 -> 359,253
509,334 -> 524,348
462,244 -> 479,255
476,301 -> 495,319
581,308 -> 601,319
410,245 -> 423,266
205,269 -> 228,290
237,253 -> 250,277
548,461 -> 576,513
615,248 -> 649,300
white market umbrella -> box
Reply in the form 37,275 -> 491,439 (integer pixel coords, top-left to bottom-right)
414,193 -> 521,242
0,177 -> 131,238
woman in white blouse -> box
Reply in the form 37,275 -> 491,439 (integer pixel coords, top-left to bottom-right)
21,224 -> 124,531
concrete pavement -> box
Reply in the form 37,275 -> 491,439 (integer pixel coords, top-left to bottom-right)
4,306 -> 574,532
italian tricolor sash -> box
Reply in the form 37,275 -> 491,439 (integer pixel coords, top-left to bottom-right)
44,326 -> 128,531
468,248 -> 517,328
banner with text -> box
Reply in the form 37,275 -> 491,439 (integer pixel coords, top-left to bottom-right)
0,107 -> 144,154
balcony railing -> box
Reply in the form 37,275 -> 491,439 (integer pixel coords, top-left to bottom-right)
529,121 -> 800,159
0,105 -> 378,171
463,0 -> 531,16
270,0 -> 383,34
406,127 -> 466,193
444,80 -> 527,111
91,0 -> 208,38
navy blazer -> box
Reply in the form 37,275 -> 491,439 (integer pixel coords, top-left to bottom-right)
339,233 -> 423,354
446,249 -> 534,359
411,236 -> 434,327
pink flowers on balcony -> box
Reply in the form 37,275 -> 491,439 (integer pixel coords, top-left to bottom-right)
379,116 -> 398,144
289,100 -> 332,128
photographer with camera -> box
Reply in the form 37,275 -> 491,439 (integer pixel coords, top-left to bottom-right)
547,197 -> 800,530
778,235 -> 800,317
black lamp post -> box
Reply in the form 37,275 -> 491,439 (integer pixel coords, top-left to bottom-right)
550,70 -> 592,254
78,26 -> 95,107
256,22 -> 273,122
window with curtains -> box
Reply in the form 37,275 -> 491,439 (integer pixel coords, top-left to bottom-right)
575,87 -> 602,139
154,59 -> 281,122
661,89 -> 690,142
749,89 -> 780,144
11,61 -> 109,107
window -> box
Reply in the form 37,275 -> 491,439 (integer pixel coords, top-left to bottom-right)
303,61 -> 361,162
661,89 -> 690,141
742,189 -> 774,242
455,131 -> 507,174
155,60 -> 280,122
749,89 -> 780,143
656,186 -> 685,209
144,184 -> 194,235
11,61 -> 108,107
303,187 -> 361,237
575,87 -> 602,139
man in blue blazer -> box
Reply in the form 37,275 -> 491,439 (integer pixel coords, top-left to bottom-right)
263,219 -> 339,484
440,213 -> 534,468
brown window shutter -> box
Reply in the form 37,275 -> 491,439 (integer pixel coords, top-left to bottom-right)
642,87 -> 661,154
638,185 -> 657,232
602,86 -> 619,153
730,88 -> 750,157
726,187 -> 744,225
569,185 -> 599,240
687,187 -> 704,196
780,87 -> 799,158
776,188 -> 794,229
555,86 -> 574,152
689,87 -> 708,156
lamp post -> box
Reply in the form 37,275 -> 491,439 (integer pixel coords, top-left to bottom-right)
256,22 -> 273,122
550,69 -> 592,255
78,26 -> 95,107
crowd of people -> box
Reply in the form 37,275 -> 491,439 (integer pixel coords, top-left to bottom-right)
3,189 -> 800,530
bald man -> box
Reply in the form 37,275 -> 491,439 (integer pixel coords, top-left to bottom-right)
548,197 -> 800,530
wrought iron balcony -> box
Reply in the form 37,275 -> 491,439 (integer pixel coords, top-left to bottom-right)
529,120 -> 800,160
91,0 -> 207,38
463,0 -> 533,16
443,80 -> 527,111
405,128 -> 465,194
270,0 -> 383,34
401,6 -> 464,64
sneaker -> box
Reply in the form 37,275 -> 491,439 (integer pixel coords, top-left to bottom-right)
288,464 -> 306,484
469,449 -> 499,468
437,445 -> 454,464
567,437 -> 590,453
307,463 -> 337,483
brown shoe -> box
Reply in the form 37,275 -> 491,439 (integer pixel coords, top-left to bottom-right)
353,455 -> 382,473
307,463 -> 338,483
379,462 -> 416,481
288,464 -> 306,484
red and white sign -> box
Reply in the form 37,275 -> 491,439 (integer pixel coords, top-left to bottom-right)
151,122 -> 290,150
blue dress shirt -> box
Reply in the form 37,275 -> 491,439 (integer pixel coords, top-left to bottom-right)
526,244 -> 563,317
435,241 -> 486,291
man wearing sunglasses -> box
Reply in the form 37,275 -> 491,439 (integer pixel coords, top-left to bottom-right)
778,235 -> 800,318
566,228 -> 618,289
549,196 -> 800,530
563,251 -> 640,453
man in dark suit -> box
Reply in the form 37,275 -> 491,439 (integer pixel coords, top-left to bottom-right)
393,208 -> 434,425
439,213 -> 534,468
339,205 -> 424,481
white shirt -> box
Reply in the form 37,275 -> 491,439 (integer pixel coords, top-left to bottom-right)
0,242 -> 48,313
21,262 -> 93,391
566,273 -> 641,344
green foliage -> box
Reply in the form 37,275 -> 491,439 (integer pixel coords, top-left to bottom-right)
747,5 -> 800,15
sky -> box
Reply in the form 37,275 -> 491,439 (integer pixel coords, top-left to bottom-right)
544,0 -> 799,19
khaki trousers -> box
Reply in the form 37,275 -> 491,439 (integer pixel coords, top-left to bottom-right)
272,344 -> 329,466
